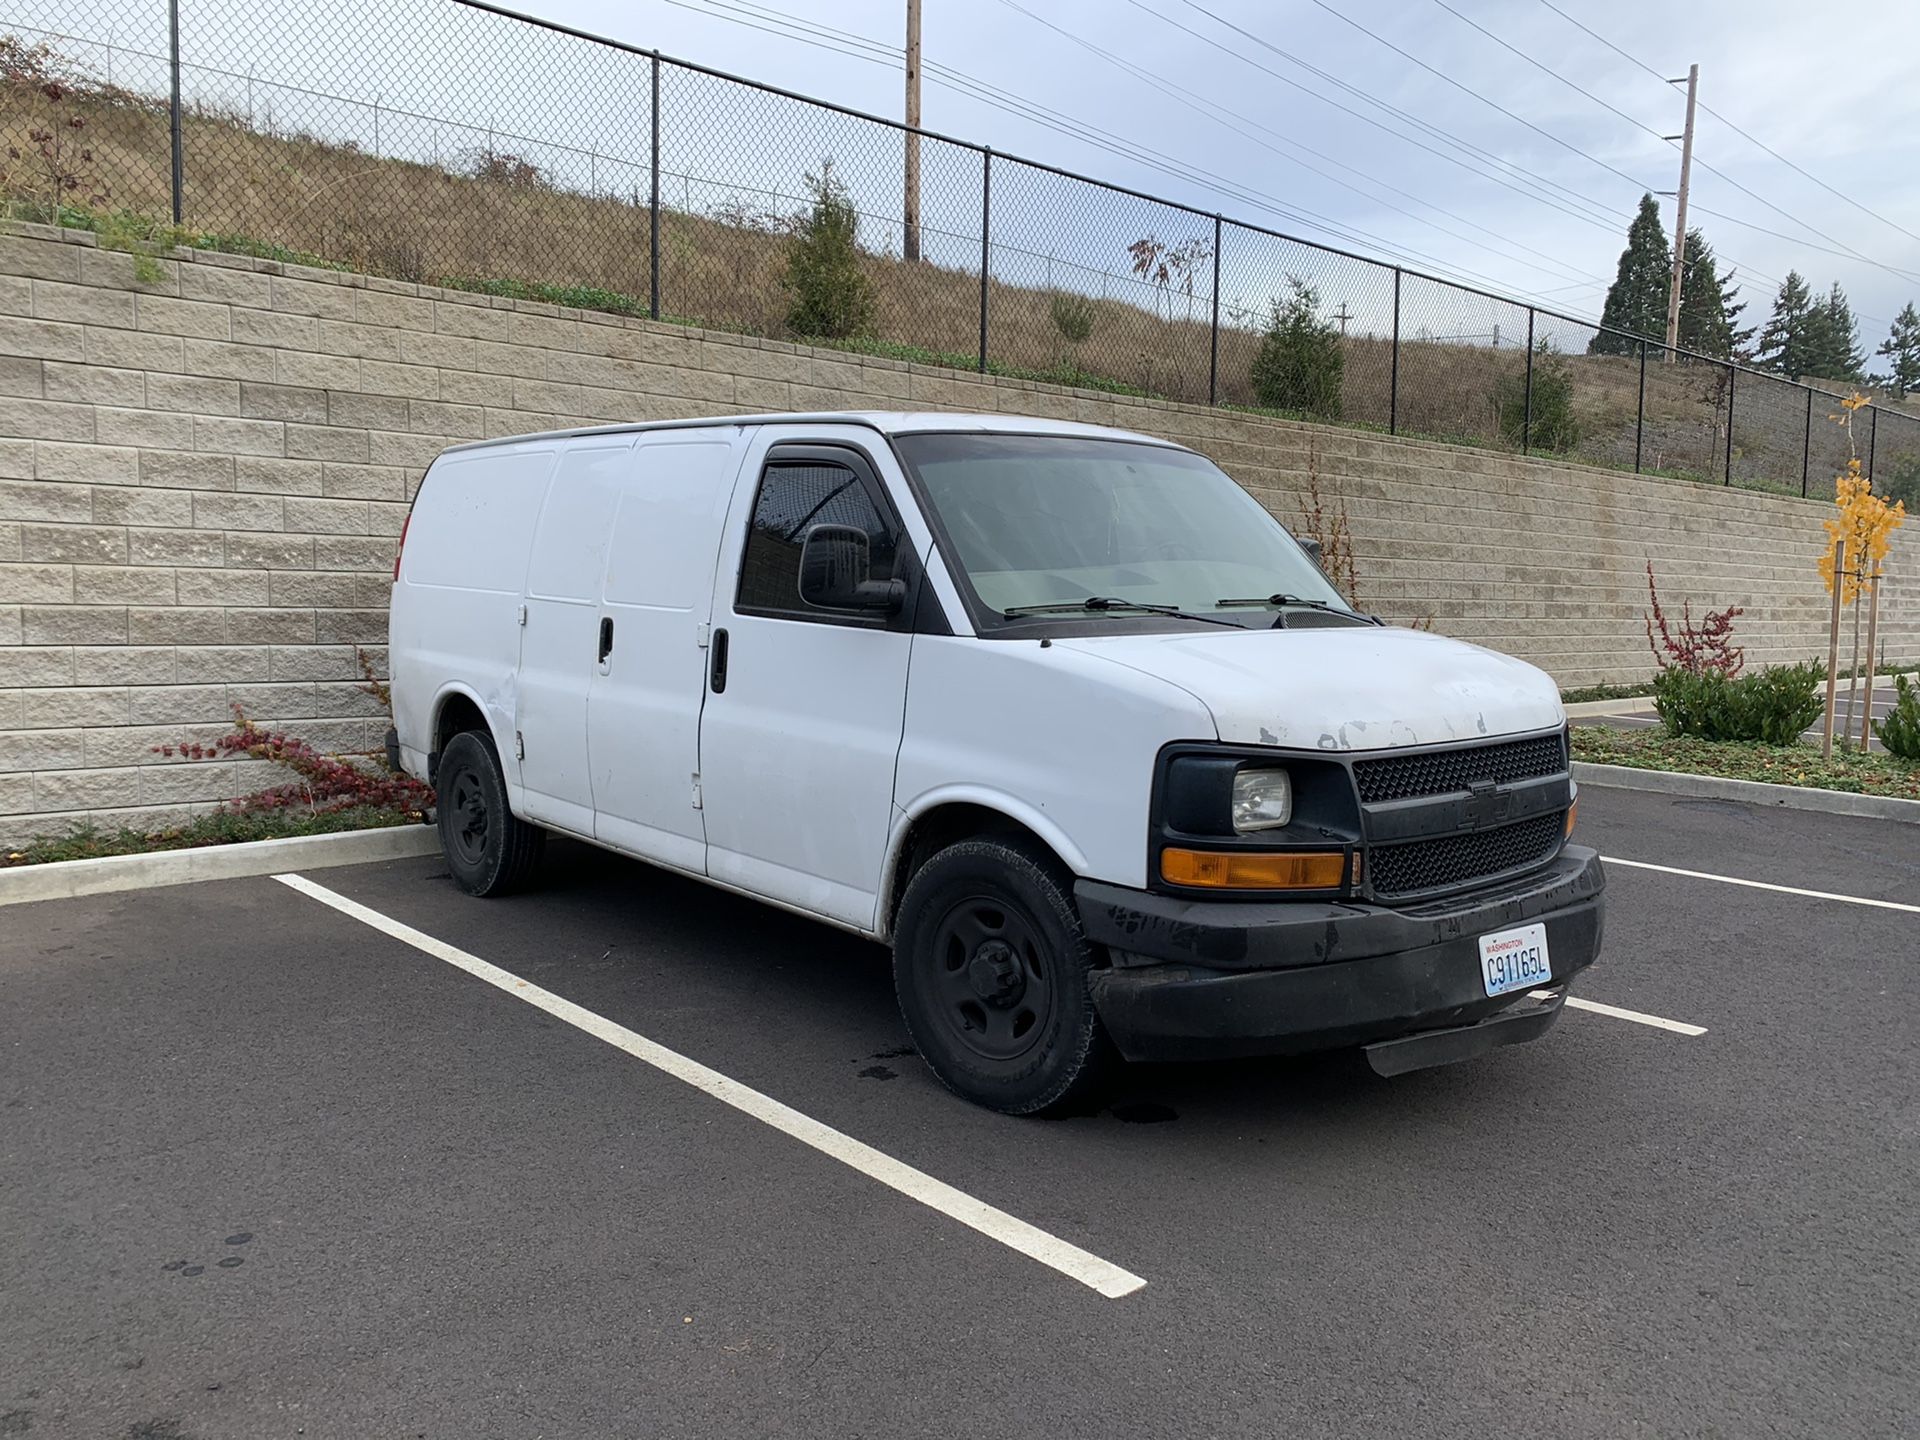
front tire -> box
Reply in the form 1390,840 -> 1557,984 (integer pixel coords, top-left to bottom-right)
892,837 -> 1116,1115
435,729 -> 545,897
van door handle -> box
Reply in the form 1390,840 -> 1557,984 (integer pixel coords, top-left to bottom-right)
598,616 -> 614,664
709,627 -> 729,694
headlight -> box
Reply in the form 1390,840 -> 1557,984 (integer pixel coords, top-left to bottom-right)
1230,768 -> 1292,832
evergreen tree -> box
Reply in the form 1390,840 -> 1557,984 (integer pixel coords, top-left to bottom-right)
782,161 -> 874,340
1675,229 -> 1750,359
1801,282 -> 1864,381
1250,276 -> 1343,419
1589,194 -> 1672,355
1875,302 -> 1920,398
1754,270 -> 1816,379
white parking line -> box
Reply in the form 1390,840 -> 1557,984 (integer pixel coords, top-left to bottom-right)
1602,856 -> 1920,915
272,872 -> 1147,1301
1540,993 -> 1708,1037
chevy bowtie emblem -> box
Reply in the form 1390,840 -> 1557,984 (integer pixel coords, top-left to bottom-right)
1464,778 -> 1512,829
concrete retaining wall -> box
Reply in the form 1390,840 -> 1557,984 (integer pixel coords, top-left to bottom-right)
0,222 -> 1913,839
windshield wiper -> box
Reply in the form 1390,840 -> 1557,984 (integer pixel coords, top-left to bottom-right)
1214,594 -> 1382,626
1003,596 -> 1244,628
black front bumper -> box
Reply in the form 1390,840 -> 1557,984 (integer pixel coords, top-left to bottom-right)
1077,846 -> 1604,1068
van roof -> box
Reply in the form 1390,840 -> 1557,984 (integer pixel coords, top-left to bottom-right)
440,411 -> 1190,455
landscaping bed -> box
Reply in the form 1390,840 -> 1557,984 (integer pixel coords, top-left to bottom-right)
1571,725 -> 1920,800
3,805 -> 424,867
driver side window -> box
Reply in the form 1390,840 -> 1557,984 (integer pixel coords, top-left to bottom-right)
736,459 -> 899,618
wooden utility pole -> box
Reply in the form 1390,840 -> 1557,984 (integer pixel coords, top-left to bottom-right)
1662,63 -> 1698,362
904,0 -> 922,263
1332,303 -> 1354,336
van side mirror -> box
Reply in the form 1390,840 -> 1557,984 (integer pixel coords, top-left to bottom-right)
798,524 -> 903,613
1299,535 -> 1325,565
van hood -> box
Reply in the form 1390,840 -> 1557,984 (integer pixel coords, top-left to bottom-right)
1053,625 -> 1563,750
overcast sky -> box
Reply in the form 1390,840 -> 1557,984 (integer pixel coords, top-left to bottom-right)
518,0 -> 1920,347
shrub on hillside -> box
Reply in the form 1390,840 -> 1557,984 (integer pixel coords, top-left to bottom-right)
463,147 -> 549,190
1050,290 -> 1095,347
1874,673 -> 1920,760
1496,343 -> 1581,453
1879,452 -> 1920,510
1652,661 -> 1826,745
782,162 -> 873,341
1250,276 -> 1342,419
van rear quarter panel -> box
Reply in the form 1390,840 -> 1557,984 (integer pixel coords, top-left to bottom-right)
895,636 -> 1217,891
390,441 -> 561,781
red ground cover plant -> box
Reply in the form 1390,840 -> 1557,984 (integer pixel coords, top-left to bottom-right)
1644,561 -> 1744,676
151,650 -> 433,820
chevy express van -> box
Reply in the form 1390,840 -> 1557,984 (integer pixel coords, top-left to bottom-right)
388,413 -> 1603,1113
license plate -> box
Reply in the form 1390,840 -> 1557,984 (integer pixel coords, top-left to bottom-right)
1478,923 -> 1551,997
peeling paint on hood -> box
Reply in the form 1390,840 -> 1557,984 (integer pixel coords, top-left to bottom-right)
1054,625 -> 1563,750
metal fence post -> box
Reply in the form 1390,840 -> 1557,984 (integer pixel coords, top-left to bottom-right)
978,148 -> 991,374
1389,268 -> 1401,436
1634,342 -> 1646,472
1801,387 -> 1813,497
1724,366 -> 1735,484
648,53 -> 661,321
1208,215 -> 1221,406
168,0 -> 183,224
1521,308 -> 1535,454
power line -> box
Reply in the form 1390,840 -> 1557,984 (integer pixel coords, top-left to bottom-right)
1427,0 -> 1920,289
1533,0 -> 1920,249
662,0 -> 1568,298
1134,0 -> 1625,234
984,0 -> 1608,289
1260,0 -> 1867,324
670,0 -> 1468,274
1284,0 -> 1657,198
1147,0 -> 1794,312
1155,0 -> 1647,240
1131,0 -> 1827,323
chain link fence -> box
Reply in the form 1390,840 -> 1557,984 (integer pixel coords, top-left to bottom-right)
3,0 -> 1916,502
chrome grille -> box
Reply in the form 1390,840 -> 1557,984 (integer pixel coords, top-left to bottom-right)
1369,812 -> 1566,898
1353,733 -> 1567,805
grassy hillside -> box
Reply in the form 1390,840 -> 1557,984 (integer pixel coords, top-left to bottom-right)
2,38 -> 1911,495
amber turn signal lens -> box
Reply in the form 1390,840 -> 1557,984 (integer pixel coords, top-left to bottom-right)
1565,799 -> 1578,837
1160,848 -> 1347,890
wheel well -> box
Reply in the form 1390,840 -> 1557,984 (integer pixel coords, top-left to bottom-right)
432,692 -> 488,771
886,802 -> 1067,936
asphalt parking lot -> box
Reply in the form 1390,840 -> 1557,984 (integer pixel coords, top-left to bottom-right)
4,786 -> 1917,1439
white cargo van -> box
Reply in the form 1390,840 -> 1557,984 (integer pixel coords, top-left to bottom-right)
388,413 -> 1603,1113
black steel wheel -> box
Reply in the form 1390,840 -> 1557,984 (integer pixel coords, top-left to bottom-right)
927,894 -> 1055,1064
893,836 -> 1115,1115
435,729 -> 546,897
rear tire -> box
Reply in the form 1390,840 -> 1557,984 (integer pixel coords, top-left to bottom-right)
435,729 -> 545,897
893,837 -> 1116,1115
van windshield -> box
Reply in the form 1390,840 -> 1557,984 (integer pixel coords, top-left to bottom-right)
893,433 -> 1361,627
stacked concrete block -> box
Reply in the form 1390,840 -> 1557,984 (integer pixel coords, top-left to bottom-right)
0,222 -> 1913,840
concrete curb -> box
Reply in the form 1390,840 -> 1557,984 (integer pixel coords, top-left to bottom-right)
1573,761 -> 1920,825
1563,696 -> 1657,717
0,824 -> 442,907
1562,671 -> 1914,719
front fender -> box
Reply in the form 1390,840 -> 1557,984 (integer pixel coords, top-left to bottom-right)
875,784 -> 1096,943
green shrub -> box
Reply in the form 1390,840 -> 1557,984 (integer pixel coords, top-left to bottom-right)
1250,276 -> 1342,419
1874,673 -> 1920,760
1879,452 -> 1920,510
1653,661 -> 1826,745
1497,343 -> 1581,453
782,163 -> 874,341
1049,291 -> 1095,346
